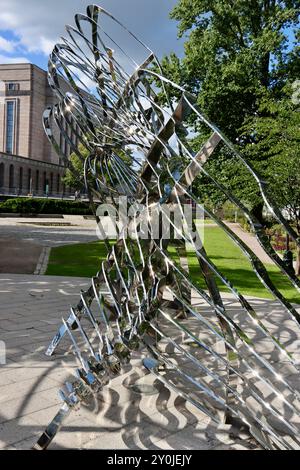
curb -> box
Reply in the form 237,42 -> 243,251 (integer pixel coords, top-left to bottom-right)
0,213 -> 65,218
34,247 -> 51,275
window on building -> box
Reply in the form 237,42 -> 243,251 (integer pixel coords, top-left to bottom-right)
9,164 -> 14,190
59,116 -> 64,152
56,174 -> 60,193
75,125 -> 79,148
35,170 -> 39,192
5,101 -> 15,154
0,163 -> 4,188
7,83 -> 19,91
50,173 -> 53,194
27,169 -> 32,191
19,167 -> 23,191
43,172 -> 49,194
70,118 -> 74,146
64,122 -> 69,156
60,132 -> 64,152
64,139 -> 69,157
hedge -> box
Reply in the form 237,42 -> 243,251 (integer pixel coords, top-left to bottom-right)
0,198 -> 93,215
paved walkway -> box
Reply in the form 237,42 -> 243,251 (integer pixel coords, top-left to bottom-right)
0,238 -> 42,274
0,216 -> 98,248
0,274 -> 264,451
0,216 -> 98,275
197,221 -> 276,266
1,274 -> 300,450
223,222 -> 275,265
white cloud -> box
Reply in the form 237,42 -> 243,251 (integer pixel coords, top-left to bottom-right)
0,0 -> 183,60
0,54 -> 29,64
39,37 -> 56,56
0,36 -> 18,53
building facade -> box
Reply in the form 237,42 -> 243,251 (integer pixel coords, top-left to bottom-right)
0,63 -> 73,197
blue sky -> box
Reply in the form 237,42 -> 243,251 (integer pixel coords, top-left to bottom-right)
0,0 -> 184,71
0,1 -> 297,73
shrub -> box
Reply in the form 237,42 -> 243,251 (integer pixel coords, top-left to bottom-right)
0,198 -> 93,215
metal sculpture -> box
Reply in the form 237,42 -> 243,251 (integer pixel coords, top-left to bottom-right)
34,5 -> 300,450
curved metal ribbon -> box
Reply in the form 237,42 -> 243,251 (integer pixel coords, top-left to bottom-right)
34,4 -> 300,451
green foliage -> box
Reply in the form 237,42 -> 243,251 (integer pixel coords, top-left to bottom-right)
216,201 -> 250,229
243,87 -> 300,231
62,144 -> 89,191
160,0 -> 299,215
168,0 -> 298,134
0,198 -> 93,215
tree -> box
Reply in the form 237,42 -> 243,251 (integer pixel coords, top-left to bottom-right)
160,0 -> 299,219
244,86 -> 300,273
62,146 -> 88,191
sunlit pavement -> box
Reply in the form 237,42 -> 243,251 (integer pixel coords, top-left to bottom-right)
2,274 -> 300,450
0,216 -> 99,275
0,216 -> 98,248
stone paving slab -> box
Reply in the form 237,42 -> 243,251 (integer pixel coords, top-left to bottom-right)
0,238 -> 42,274
1,274 -> 300,450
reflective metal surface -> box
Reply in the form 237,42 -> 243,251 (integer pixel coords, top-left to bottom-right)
34,5 -> 300,450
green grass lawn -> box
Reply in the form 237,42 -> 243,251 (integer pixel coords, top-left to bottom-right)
188,226 -> 300,304
199,219 -> 215,224
46,227 -> 300,303
45,241 -> 110,277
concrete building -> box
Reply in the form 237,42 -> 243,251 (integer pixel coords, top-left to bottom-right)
0,63 -> 73,197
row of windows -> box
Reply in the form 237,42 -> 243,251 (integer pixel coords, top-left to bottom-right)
4,95 -> 81,158
59,117 -> 79,157
0,163 -> 67,194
